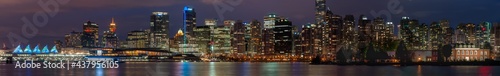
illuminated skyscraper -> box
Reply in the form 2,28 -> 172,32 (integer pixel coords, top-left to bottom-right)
264,13 -> 281,29
263,14 -> 281,55
249,20 -> 263,54
386,22 -> 395,39
399,17 -> 422,50
358,15 -> 371,46
315,0 -> 336,55
429,22 -> 442,50
440,20 -> 453,44
301,23 -> 315,55
150,12 -> 169,49
232,20 -> 246,53
477,22 -> 492,48
109,18 -> 116,33
493,23 -> 500,53
194,26 -> 211,53
82,21 -> 99,48
172,29 -> 185,53
127,30 -> 150,49
274,18 -> 294,54
103,18 -> 119,48
184,6 -> 196,43
262,28 -> 274,55
315,0 -> 327,24
373,17 -> 385,42
320,10 -> 337,55
341,15 -> 358,51
214,26 -> 232,53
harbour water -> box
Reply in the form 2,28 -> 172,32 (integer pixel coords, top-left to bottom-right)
1,62 -> 499,76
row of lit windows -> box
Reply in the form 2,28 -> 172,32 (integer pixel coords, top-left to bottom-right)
455,50 -> 487,55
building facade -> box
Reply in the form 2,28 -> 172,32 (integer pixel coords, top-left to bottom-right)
126,30 -> 150,49
65,31 -> 82,48
150,12 -> 169,49
82,21 -> 99,48
274,19 -> 294,54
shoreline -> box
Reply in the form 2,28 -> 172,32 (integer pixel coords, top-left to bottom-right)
311,61 -> 500,66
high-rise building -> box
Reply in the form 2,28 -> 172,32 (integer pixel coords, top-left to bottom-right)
456,23 -> 476,44
103,31 -> 118,48
194,26 -> 212,53
109,18 -> 116,33
386,22 -> 395,39
293,30 -> 301,55
455,23 -> 469,44
126,30 -> 150,49
315,0 -> 327,24
150,12 -> 169,49
320,10 -> 337,55
358,15 -> 371,46
315,0 -> 335,55
428,22 -> 442,50
477,22 -> 492,49
65,31 -> 82,48
415,23 -> 429,51
263,14 -> 281,55
172,29 -> 185,53
440,20 -> 453,44
493,23 -> 500,53
102,18 -> 119,48
232,20 -> 246,53
245,22 -> 252,54
264,14 -> 281,29
262,29 -> 274,55
399,17 -> 425,50
330,15 -> 342,55
274,18 -> 294,54
206,19 -> 232,53
301,23 -> 316,55
184,6 -> 196,43
373,17 -> 385,42
341,15 -> 358,51
249,20 -> 263,54
82,21 -> 99,48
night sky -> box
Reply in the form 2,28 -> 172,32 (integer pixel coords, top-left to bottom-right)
0,0 -> 499,47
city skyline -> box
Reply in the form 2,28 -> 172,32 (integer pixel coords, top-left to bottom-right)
1,0 -> 500,46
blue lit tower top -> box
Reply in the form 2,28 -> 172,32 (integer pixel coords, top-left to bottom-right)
183,6 -> 196,44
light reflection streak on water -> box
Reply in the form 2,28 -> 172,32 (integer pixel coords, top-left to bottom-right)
291,62 -> 301,76
263,63 -> 278,76
240,62 -> 250,76
479,66 -> 492,76
181,62 -> 191,76
95,67 -> 103,76
210,62 -> 216,76
417,65 -> 422,76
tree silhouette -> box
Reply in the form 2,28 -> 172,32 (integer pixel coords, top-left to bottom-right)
336,47 -> 347,63
396,42 -> 412,63
443,44 -> 452,62
366,43 -> 375,62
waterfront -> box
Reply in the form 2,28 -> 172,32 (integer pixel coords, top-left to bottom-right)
1,62 -> 500,76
